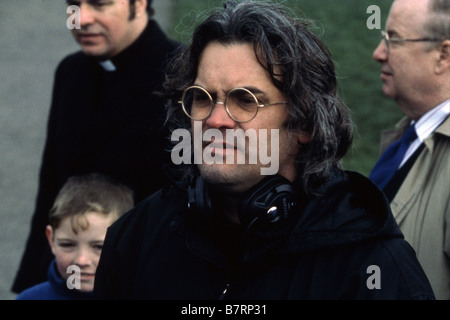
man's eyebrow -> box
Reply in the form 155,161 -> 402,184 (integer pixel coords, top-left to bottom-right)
241,86 -> 264,95
386,27 -> 402,38
190,84 -> 267,97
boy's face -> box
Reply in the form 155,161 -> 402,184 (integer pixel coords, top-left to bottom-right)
46,211 -> 116,292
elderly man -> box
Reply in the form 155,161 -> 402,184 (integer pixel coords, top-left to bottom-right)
12,0 -> 180,294
370,0 -> 450,300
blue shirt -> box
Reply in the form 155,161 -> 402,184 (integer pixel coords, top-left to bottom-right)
15,259 -> 93,300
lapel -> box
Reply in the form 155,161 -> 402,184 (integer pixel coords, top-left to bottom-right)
390,126 -> 438,225
379,117 -> 411,154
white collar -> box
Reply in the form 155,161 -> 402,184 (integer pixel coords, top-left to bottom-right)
98,59 -> 116,72
414,99 -> 450,142
400,99 -> 449,168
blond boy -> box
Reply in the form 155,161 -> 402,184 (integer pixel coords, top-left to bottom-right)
16,173 -> 133,299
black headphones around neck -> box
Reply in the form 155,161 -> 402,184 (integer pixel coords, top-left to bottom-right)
187,174 -> 298,226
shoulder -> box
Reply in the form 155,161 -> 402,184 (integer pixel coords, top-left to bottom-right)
435,115 -> 450,138
322,236 -> 435,299
15,282 -> 53,300
104,185 -> 187,249
55,51 -> 91,76
94,185 -> 187,298
145,20 -> 181,49
141,20 -> 183,62
371,237 -> 435,299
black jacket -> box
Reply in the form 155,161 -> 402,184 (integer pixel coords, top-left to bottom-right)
94,171 -> 435,300
12,20 -> 181,293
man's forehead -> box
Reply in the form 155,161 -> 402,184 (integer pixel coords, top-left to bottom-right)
387,0 -> 430,34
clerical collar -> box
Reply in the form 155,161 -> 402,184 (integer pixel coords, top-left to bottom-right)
98,59 -> 116,72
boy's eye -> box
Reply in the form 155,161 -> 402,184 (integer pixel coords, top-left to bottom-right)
59,242 -> 75,248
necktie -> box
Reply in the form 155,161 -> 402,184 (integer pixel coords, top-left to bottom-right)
369,124 -> 417,190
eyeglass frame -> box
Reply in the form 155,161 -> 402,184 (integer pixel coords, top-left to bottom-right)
380,30 -> 443,50
178,85 -> 288,123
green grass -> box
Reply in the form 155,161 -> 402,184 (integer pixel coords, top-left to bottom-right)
167,0 -> 403,176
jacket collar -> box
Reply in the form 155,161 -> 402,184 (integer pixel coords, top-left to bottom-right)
180,171 -> 402,267
95,19 -> 172,72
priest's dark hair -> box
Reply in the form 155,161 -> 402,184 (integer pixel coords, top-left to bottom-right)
130,0 -> 154,19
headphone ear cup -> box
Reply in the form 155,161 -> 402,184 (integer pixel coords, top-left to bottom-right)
238,175 -> 297,226
188,176 -> 212,217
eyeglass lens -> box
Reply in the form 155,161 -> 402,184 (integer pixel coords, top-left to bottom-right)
182,87 -> 212,121
182,87 -> 259,122
381,31 -> 389,48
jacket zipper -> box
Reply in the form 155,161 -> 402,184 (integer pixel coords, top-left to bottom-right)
218,283 -> 230,300
218,217 -> 256,300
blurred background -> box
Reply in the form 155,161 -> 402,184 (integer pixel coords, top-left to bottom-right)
0,0 -> 398,300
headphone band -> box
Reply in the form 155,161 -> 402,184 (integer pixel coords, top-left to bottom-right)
188,175 -> 298,226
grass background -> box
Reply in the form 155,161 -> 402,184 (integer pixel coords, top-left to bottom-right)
166,0 -> 403,176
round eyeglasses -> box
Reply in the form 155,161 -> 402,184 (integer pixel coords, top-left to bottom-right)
178,86 -> 288,123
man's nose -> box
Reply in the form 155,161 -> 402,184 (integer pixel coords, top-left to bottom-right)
373,40 -> 388,62
205,101 -> 236,128
79,3 -> 96,27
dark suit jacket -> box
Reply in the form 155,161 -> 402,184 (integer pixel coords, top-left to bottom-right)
12,20 -> 181,293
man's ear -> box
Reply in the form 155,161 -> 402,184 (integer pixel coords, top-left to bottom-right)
135,0 -> 147,17
46,225 -> 56,255
435,40 -> 450,74
296,130 -> 311,145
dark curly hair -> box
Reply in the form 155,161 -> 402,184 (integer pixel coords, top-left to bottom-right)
129,0 -> 154,19
163,0 -> 353,195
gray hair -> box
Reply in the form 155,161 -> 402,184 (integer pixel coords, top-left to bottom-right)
423,0 -> 450,48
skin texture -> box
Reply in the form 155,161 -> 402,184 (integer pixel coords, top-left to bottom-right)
373,0 -> 450,121
194,42 -> 307,223
46,212 -> 116,292
68,0 -> 148,58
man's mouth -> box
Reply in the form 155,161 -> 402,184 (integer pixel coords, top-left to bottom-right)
76,32 -> 103,41
204,141 -> 237,153
380,69 -> 393,80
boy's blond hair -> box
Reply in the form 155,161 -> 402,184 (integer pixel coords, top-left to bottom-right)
49,173 -> 134,234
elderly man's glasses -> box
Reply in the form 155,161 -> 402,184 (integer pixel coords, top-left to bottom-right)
179,86 -> 288,123
380,30 -> 442,50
